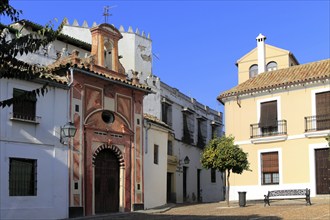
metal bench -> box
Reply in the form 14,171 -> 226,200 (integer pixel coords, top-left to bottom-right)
264,188 -> 312,206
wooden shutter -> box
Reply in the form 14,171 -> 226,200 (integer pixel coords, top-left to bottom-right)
316,91 -> 330,116
262,152 -> 279,173
259,101 -> 277,127
316,91 -> 330,130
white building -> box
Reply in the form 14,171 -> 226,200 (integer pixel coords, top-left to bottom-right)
10,18 -> 226,212
0,26 -> 71,219
118,25 -> 225,205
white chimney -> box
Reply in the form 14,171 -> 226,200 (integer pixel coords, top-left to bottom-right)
256,33 -> 266,74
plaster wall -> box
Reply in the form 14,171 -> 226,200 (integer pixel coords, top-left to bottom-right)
223,83 -> 330,201
0,78 -> 69,219
238,45 -> 295,84
143,124 -> 168,209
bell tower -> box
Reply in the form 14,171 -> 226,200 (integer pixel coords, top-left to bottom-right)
90,23 -> 123,73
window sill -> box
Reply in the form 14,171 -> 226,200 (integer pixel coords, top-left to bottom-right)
305,130 -> 330,138
9,113 -> 41,124
251,135 -> 287,144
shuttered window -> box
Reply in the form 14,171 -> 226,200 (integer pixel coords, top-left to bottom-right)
161,101 -> 172,127
316,91 -> 330,130
259,101 -> 277,127
261,152 -> 279,185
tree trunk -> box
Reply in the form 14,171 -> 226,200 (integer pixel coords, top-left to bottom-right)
226,169 -> 230,207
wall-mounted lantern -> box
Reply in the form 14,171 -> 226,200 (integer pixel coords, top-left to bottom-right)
60,122 -> 77,144
183,156 -> 190,164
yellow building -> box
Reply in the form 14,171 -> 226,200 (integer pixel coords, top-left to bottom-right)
218,34 -> 330,201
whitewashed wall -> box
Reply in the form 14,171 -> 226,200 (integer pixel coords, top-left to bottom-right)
143,122 -> 168,209
0,78 -> 70,219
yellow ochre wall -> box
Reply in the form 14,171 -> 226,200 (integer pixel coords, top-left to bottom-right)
237,44 -> 298,84
224,83 -> 330,187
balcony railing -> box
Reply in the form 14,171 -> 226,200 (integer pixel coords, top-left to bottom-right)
250,120 -> 287,139
305,114 -> 330,132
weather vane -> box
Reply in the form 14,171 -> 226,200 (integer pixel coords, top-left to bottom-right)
103,5 -> 117,23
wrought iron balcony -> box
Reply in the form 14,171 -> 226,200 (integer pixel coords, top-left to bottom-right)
250,120 -> 287,139
305,114 -> 330,132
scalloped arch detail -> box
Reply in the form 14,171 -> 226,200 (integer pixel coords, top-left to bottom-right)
92,144 -> 125,167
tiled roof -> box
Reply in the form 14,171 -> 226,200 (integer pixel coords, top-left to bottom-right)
144,113 -> 172,130
218,59 -> 330,102
46,50 -> 152,92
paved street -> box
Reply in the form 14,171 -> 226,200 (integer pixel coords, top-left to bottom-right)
69,196 -> 330,220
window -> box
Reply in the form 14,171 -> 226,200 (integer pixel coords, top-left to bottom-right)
167,140 -> 173,156
259,101 -> 278,135
261,152 -> 279,185
154,144 -> 159,164
182,109 -> 194,145
211,122 -> 222,138
13,88 -> 37,121
266,61 -> 277,71
197,117 -> 207,148
161,99 -> 172,127
211,168 -> 216,183
316,91 -> 330,130
249,64 -> 258,78
9,158 -> 37,196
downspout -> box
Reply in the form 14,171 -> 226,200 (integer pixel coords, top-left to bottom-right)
144,120 -> 152,154
67,67 -> 74,216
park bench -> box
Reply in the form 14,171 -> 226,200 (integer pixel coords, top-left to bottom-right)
264,188 -> 311,207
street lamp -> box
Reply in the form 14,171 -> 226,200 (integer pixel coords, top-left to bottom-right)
60,122 -> 77,144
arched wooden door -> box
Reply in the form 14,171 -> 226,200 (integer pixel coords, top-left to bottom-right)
94,149 -> 119,213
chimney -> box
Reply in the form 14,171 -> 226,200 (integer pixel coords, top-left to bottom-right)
256,33 -> 266,74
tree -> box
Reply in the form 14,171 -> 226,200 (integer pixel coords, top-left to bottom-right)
0,0 -> 64,108
201,135 -> 250,207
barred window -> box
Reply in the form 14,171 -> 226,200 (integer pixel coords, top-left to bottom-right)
9,158 -> 37,196
197,118 -> 207,149
13,88 -> 37,121
182,109 -> 194,145
261,152 -> 279,185
161,101 -> 172,127
211,168 -> 216,183
167,140 -> 173,156
154,145 -> 159,164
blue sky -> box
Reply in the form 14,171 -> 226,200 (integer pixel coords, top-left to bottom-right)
2,0 -> 329,113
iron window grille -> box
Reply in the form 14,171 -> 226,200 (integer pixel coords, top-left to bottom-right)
9,158 -> 37,196
12,88 -> 38,122
154,144 -> 159,164
305,114 -> 330,132
250,120 -> 287,138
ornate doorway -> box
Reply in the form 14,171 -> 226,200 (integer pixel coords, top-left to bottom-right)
94,149 -> 119,213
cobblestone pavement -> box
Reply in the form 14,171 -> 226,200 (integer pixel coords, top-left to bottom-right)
69,196 -> 330,220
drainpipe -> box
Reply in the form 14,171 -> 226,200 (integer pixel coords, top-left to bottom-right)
144,119 -> 152,154
68,67 -> 74,87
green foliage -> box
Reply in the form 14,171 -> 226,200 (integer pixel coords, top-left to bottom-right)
201,135 -> 250,174
0,0 -> 64,108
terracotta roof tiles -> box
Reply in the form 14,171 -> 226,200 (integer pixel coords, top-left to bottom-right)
218,59 -> 330,102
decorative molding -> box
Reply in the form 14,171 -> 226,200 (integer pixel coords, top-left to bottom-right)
251,135 -> 287,144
